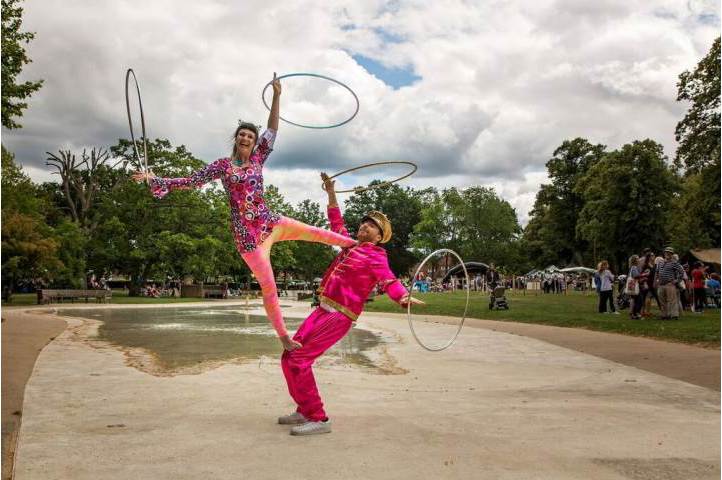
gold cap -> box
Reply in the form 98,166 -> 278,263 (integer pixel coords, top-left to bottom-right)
362,210 -> 392,244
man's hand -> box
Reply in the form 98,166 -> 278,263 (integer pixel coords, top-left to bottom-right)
400,294 -> 425,308
321,172 -> 335,192
321,172 -> 339,207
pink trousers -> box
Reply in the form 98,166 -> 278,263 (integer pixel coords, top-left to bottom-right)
281,307 -> 352,421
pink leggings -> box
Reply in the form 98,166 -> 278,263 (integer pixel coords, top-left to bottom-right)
281,307 -> 352,421
240,216 -> 354,337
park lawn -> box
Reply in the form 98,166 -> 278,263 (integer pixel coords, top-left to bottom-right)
1,291 -> 222,307
364,290 -> 721,347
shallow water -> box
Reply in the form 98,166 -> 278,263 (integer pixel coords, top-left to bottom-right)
58,306 -> 384,372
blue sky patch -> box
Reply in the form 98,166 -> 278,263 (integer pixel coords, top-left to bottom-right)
352,54 -> 421,89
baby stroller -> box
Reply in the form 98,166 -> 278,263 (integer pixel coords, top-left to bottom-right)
616,275 -> 630,310
489,286 -> 509,310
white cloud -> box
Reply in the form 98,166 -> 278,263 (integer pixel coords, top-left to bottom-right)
2,0 -> 718,226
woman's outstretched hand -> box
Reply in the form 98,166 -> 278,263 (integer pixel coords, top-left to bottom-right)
131,170 -> 156,183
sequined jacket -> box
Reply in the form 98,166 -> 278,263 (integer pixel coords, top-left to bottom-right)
317,206 -> 407,321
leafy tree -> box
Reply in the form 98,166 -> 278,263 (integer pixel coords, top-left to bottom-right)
675,37 -> 720,173
667,172 -> 714,253
414,186 -> 525,273
523,138 -> 605,267
412,187 -> 465,255
1,148 -> 63,292
1,0 -> 43,129
672,37 -> 721,248
457,186 -> 522,268
45,148 -> 122,232
343,181 -> 422,276
289,199 -> 335,283
88,139 -> 238,293
1,211 -> 61,290
575,140 -> 679,272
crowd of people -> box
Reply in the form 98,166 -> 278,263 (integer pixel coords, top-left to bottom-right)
595,247 -> 720,320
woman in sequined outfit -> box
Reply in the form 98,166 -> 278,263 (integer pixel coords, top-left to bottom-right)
132,74 -> 355,351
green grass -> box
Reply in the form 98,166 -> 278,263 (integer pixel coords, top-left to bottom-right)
364,290 -> 721,346
1,290 -> 227,307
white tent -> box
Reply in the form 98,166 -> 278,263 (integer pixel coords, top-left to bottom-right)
559,267 -> 595,274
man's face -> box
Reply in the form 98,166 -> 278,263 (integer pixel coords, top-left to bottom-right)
357,220 -> 382,244
664,251 -> 673,260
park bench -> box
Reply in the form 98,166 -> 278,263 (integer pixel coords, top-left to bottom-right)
203,285 -> 228,299
38,289 -> 112,304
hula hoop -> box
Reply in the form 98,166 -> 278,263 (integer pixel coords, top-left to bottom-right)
125,68 -> 149,183
322,161 -> 418,194
407,249 -> 469,352
261,72 -> 359,129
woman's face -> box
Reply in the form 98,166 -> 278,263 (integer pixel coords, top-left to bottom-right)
235,128 -> 257,158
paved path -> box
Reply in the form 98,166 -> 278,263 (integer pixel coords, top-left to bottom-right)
5,303 -> 720,480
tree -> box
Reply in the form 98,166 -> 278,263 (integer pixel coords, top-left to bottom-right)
343,182 -> 422,276
523,138 -> 606,267
1,0 -> 43,129
412,187 -> 465,255
413,186 -> 525,273
87,138 -> 239,294
457,186 -> 522,268
675,37 -> 720,173
289,200 -> 335,283
575,140 -> 679,272
1,147 -> 64,292
672,37 -> 721,248
45,148 -> 123,231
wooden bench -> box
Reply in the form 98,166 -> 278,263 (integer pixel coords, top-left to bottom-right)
38,289 -> 112,304
203,286 -> 228,299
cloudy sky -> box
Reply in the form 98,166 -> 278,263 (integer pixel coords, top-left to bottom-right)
3,0 -> 719,224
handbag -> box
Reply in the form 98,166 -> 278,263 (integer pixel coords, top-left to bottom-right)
624,276 -> 639,296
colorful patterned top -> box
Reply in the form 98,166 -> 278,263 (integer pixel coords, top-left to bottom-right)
149,129 -> 281,253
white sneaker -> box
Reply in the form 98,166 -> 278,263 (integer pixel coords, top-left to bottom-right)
278,412 -> 307,425
290,419 -> 331,436
612,311 -> 620,315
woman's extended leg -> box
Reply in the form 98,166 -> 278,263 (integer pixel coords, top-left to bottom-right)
271,216 -> 355,247
241,242 -> 289,338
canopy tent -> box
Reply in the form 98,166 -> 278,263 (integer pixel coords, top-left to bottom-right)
442,262 -> 489,281
690,248 -> 720,266
559,266 -> 596,274
545,265 -> 561,273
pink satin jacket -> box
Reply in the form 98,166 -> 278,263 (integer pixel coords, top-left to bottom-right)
317,206 -> 407,321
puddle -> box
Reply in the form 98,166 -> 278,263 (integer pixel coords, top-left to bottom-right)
57,306 -> 398,375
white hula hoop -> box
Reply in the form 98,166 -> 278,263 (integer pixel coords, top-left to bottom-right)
125,68 -> 149,183
407,248 -> 469,351
322,161 -> 418,194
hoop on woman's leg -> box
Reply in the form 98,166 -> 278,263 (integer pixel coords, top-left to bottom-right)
241,243 -> 288,337
272,216 -> 354,247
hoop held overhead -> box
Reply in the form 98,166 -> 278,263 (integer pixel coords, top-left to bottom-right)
322,161 -> 417,194
261,72 -> 360,129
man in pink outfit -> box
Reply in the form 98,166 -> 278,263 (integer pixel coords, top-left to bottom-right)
279,173 -> 421,436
